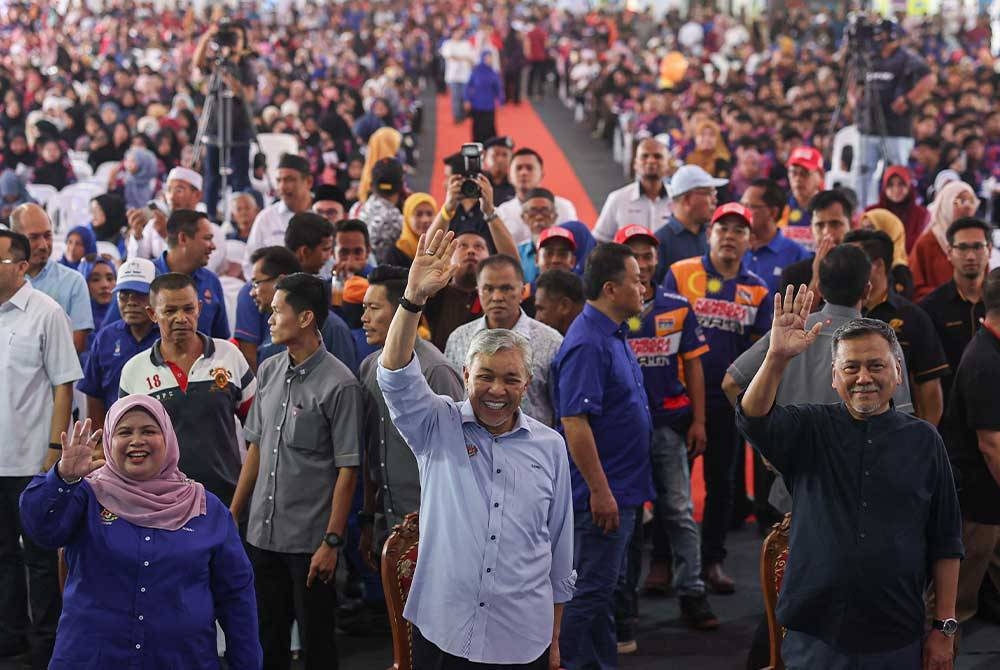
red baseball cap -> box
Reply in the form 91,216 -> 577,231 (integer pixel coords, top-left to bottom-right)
710,203 -> 753,227
614,224 -> 658,246
538,226 -> 576,250
786,146 -> 824,174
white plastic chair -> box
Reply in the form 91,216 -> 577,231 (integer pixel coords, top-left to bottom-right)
26,183 -> 58,207
71,159 -> 94,181
225,239 -> 248,268
825,125 -> 861,193
96,241 -> 121,262
253,133 -> 300,183
94,161 -> 120,184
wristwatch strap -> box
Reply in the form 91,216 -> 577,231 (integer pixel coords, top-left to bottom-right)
399,296 -> 424,313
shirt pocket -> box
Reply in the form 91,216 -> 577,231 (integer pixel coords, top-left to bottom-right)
4,334 -> 43,370
513,461 -> 554,535
287,407 -> 329,453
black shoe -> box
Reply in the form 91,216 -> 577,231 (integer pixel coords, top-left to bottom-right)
680,594 -> 720,630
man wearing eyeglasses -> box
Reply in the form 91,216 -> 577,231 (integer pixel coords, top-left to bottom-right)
443,254 -> 563,427
9,203 -> 94,353
0,229 -> 81,669
920,217 -> 993,406
740,178 -> 809,294
654,164 -> 727,278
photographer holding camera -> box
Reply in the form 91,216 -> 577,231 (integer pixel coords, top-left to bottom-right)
850,18 -> 935,208
193,19 -> 258,220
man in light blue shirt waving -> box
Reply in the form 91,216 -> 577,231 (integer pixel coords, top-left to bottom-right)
377,229 -> 575,669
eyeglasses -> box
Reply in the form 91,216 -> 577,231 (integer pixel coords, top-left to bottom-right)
0,257 -> 22,265
251,276 -> 277,289
524,207 -> 555,217
950,242 -> 989,253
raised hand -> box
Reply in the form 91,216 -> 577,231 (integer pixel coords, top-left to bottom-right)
57,419 -> 105,481
405,229 -> 458,304
769,284 -> 823,362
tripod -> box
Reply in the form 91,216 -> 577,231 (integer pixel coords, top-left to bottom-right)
192,56 -> 259,228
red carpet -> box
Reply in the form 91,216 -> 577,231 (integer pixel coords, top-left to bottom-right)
431,92 -> 754,523
430,94 -> 598,226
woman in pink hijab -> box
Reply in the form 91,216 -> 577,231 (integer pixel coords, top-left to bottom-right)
908,180 -> 980,301
19,395 -> 262,669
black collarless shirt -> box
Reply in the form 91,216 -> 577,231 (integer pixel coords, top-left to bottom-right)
865,290 -> 950,384
736,399 -> 963,653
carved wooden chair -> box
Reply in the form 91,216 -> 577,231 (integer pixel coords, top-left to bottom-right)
381,511 -> 419,670
58,548 -> 68,593
760,513 -> 791,670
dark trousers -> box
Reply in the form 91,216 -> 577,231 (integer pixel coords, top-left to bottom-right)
250,547 -> 338,670
527,62 -> 547,97
470,110 -> 497,144
204,143 -> 252,220
701,402 -> 739,566
613,509 -> 644,637
413,627 -> 549,669
0,476 -> 59,669
503,69 -> 522,104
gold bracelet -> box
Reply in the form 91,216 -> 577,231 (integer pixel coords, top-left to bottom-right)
440,207 -> 454,222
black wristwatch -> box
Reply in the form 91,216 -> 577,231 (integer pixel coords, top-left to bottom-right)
322,532 -> 344,549
398,295 -> 424,313
932,618 -> 958,637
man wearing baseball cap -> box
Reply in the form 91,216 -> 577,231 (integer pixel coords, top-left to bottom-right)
655,164 -> 728,276
78,257 -> 159,430
780,146 -> 824,252
483,136 -> 516,205
536,226 -> 577,277
516,188 -> 593,284
663,203 -> 772,594
615,223 -> 720,634
357,157 -> 406,265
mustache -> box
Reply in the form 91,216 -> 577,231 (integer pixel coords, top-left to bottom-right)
850,384 -> 879,394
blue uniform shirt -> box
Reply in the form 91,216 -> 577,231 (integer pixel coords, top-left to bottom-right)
78,320 -> 160,409
781,194 -> 815,252
551,303 -> 656,510
102,253 -> 230,339
654,216 -> 708,278
742,228 -> 811,294
626,290 -> 709,430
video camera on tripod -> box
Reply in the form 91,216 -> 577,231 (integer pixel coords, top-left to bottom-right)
211,18 -> 242,52
844,12 -> 901,56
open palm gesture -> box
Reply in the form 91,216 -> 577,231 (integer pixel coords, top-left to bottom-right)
57,419 -> 105,481
769,284 -> 823,362
406,229 -> 458,303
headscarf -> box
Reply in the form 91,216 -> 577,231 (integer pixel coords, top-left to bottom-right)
924,180 -> 979,255
871,166 -> 928,254
358,127 -> 402,202
60,226 -> 98,269
86,395 -> 206,532
0,169 -> 36,218
861,209 -> 908,268
685,120 -> 731,177
91,193 -> 127,243
123,147 -> 158,209
397,192 -> 437,260
78,254 -> 117,331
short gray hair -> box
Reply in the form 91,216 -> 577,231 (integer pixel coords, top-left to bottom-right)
464,328 -> 532,375
831,318 -> 899,359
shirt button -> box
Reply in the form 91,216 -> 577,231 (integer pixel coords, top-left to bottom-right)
862,502 -> 868,509
270,472 -> 275,477
58,488 -> 63,493
383,485 -> 389,490
493,503 -> 499,508
867,439 -> 872,445
490,535 -> 496,540
380,462 -> 385,467
486,568 -> 492,573
864,470 -> 870,476
282,402 -> 286,408
144,536 -> 150,541
496,469 -> 501,474
387,508 -> 393,514
138,615 -> 143,621
264,519 -> 270,524
143,561 -> 149,567
140,587 -> 146,593
136,644 -> 141,650
268,495 -> 273,501
273,449 -> 277,454
860,533 -> 866,539
479,602 -> 485,607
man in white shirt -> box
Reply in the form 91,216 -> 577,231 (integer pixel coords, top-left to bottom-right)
243,154 -> 314,277
495,148 -> 578,246
0,229 -> 82,668
440,28 -> 476,123
593,138 -> 673,242
124,167 -> 228,274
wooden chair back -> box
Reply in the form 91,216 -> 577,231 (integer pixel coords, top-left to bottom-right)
760,513 -> 791,670
381,511 -> 419,670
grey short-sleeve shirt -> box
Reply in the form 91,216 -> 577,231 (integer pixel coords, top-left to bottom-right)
245,346 -> 363,554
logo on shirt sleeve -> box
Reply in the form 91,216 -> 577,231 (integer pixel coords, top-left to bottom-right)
466,444 -> 479,458
99,507 -> 118,524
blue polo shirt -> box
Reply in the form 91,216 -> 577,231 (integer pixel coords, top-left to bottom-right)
77,320 -> 160,409
654,216 -> 708,279
742,228 -> 810,294
551,303 -> 655,510
663,254 -> 772,405
233,281 -> 358,375
626,290 -> 709,431
101,253 -> 230,339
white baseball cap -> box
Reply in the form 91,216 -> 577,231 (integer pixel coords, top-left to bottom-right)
166,167 -> 203,192
114,257 -> 156,294
667,164 -> 729,199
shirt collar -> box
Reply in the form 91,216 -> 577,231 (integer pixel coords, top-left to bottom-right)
582,303 -> 626,336
820,303 -> 862,319
629,181 -> 668,202
459,400 -> 533,437
155,252 -> 205,282
30,258 -> 57,282
3,281 -> 32,311
150,332 -> 214,365
283,344 -> 326,379
757,228 -> 787,252
701,253 -> 750,280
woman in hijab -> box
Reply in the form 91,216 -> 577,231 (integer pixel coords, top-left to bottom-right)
0,168 -> 36,220
908,180 -> 980,301
90,193 -> 128,256
87,126 -> 118,170
464,52 -> 505,143
381,192 -> 437,267
859,209 -> 915,298
59,226 -> 98,270
3,130 -> 36,171
110,147 -> 158,210
685,119 -> 732,179
866,165 -> 928,254
32,138 -> 77,191
19,397 -> 262,669
78,254 -> 117,338
357,126 -> 402,203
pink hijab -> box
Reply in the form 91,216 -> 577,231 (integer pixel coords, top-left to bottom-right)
924,180 -> 979,255
86,395 -> 206,531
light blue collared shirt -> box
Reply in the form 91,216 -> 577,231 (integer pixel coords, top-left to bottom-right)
377,354 -> 575,664
28,259 -> 94,331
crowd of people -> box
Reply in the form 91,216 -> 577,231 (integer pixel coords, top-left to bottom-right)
2,2 -> 1000,670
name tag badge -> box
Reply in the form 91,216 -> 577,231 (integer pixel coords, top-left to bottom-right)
467,445 -> 478,458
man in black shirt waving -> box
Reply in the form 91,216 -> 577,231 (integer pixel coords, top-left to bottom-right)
737,285 -> 963,668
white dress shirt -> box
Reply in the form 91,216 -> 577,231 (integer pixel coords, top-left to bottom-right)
243,200 -> 296,277
592,181 -> 673,242
496,195 -> 578,247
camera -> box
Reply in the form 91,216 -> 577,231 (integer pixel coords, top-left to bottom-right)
213,19 -> 240,50
845,13 -> 899,55
458,142 -> 483,199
